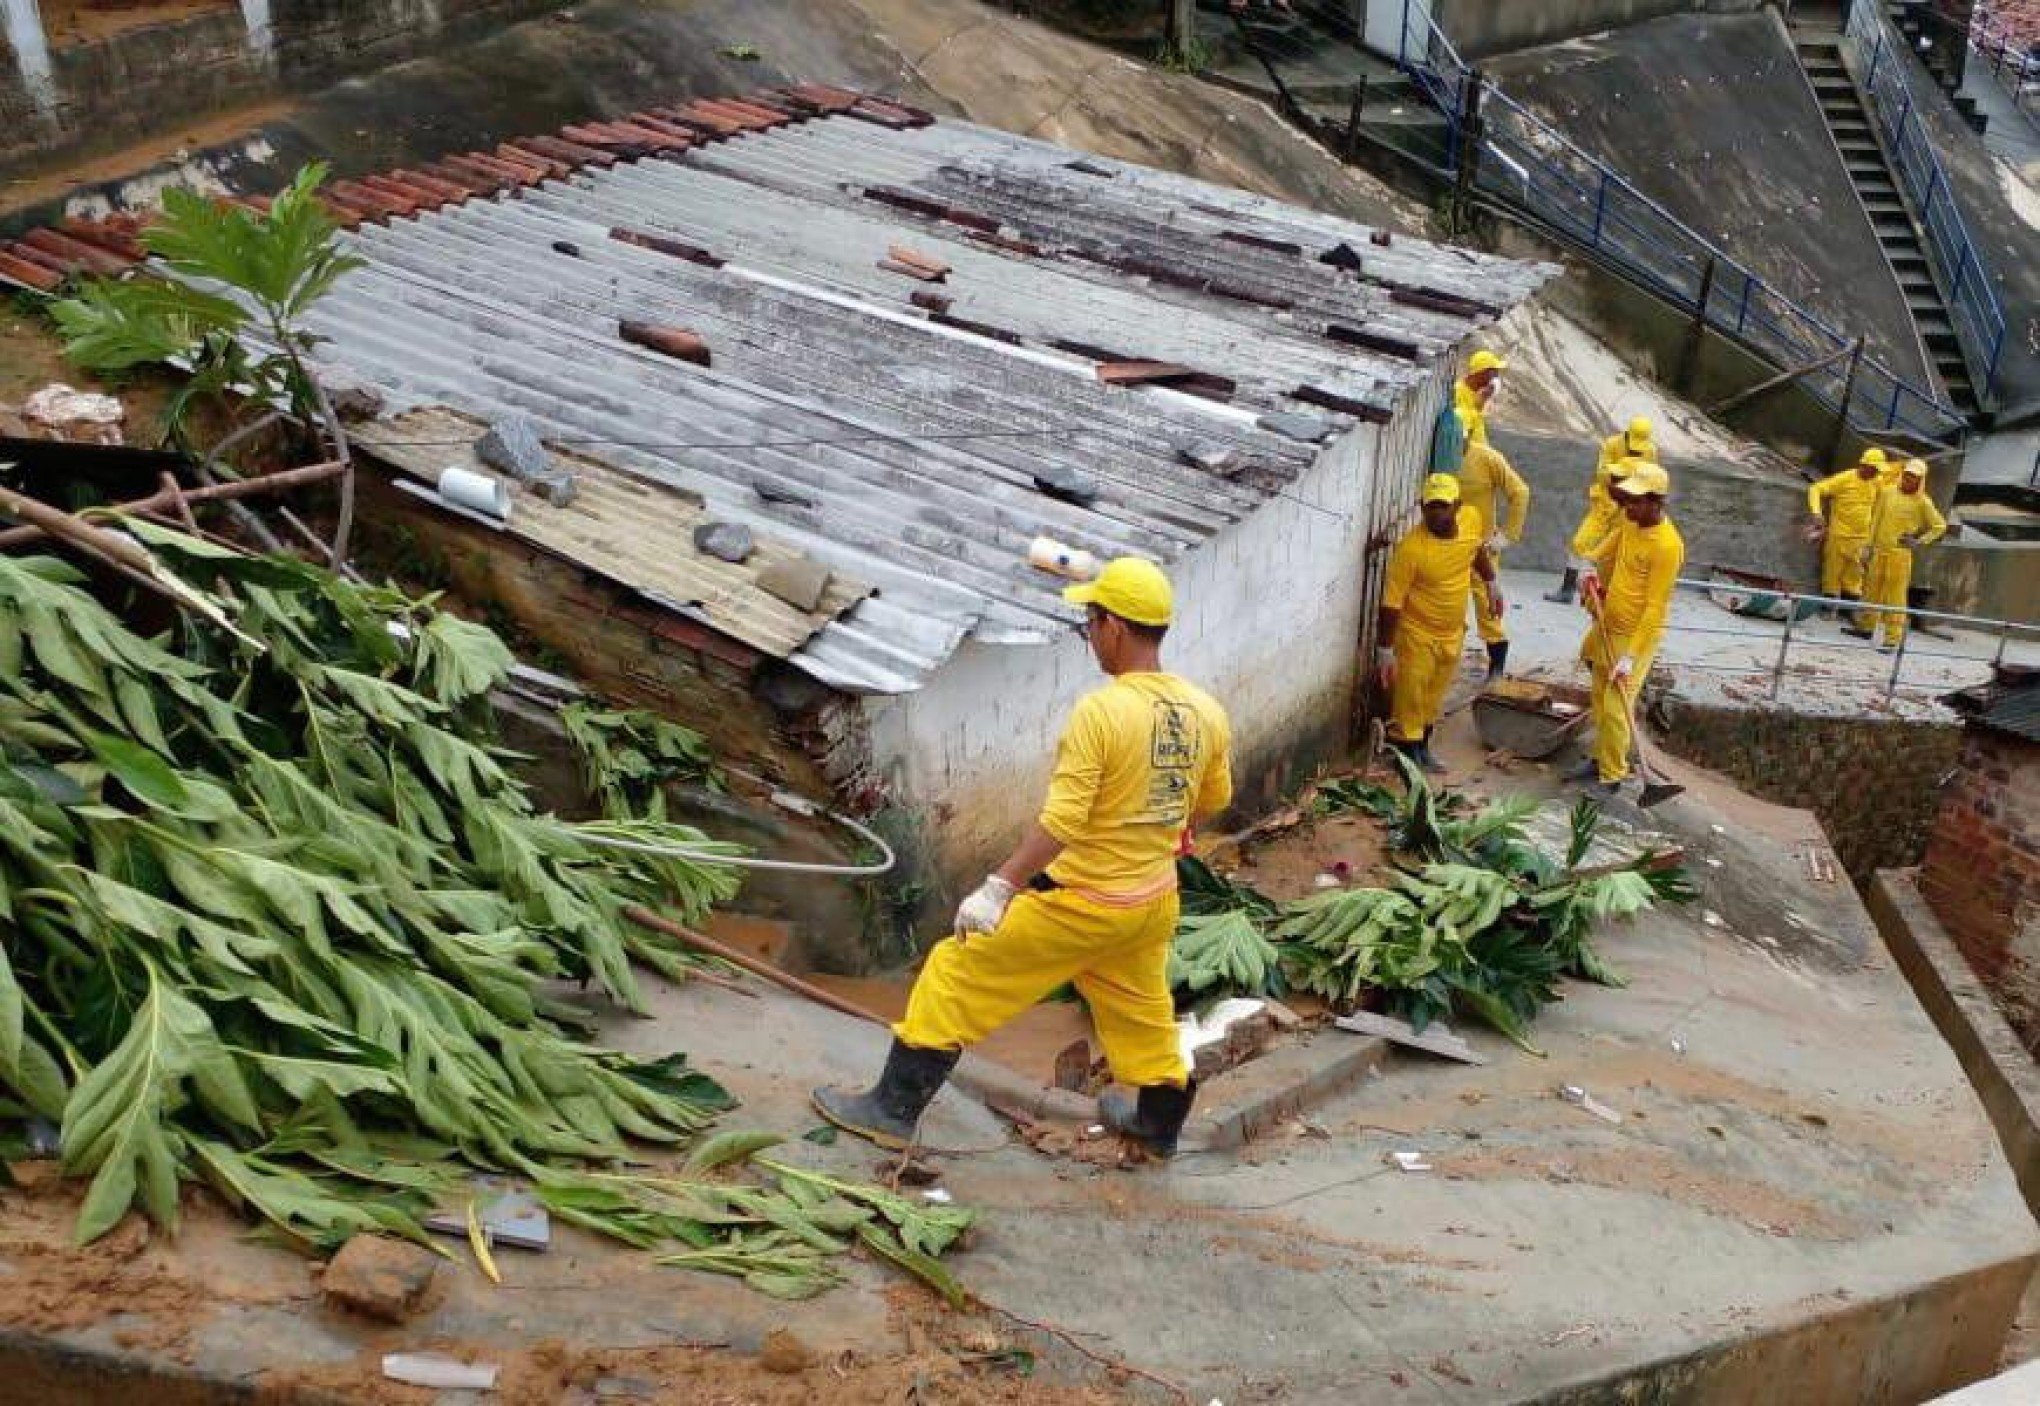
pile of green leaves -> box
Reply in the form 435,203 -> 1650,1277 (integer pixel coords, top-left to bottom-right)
0,531 -> 973,1302
1170,759 -> 1692,1051
560,703 -> 719,821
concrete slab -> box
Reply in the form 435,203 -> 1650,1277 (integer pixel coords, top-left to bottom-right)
1932,1355 -> 2040,1402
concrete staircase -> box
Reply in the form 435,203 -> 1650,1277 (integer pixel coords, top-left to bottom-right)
1795,24 -> 1980,416
1888,0 -> 1991,132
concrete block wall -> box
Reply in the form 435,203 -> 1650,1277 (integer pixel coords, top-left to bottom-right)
1654,693 -> 1964,880
1429,0 -> 1764,64
0,0 -> 564,178
1919,730 -> 2040,1042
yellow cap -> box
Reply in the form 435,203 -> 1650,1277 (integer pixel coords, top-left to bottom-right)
1421,473 -> 1462,504
1614,460 -> 1671,497
1063,556 -> 1173,627
1468,348 -> 1508,376
1862,447 -> 1888,466
1627,416 -> 1654,440
1901,458 -> 1928,481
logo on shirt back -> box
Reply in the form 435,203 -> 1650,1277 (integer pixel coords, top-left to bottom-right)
1138,700 -> 1201,825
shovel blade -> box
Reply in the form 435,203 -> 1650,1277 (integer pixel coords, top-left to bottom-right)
1637,781 -> 1685,809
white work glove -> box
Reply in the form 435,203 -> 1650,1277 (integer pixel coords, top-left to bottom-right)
953,875 -> 1016,937
1807,516 -> 1828,542
1485,532 -> 1509,555
1612,654 -> 1636,684
1374,646 -> 1397,688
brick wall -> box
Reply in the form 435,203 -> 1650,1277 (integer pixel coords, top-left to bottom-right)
1653,693 -> 1964,880
1919,729 -> 2040,1041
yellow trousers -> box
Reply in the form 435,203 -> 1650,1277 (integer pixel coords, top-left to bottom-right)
896,887 -> 1186,1088
1470,551 -> 1506,644
1580,627 -> 1654,783
1820,532 -> 1869,599
1860,547 -> 1913,646
1389,628 -> 1462,743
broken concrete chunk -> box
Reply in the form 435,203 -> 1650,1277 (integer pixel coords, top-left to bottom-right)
693,520 -> 755,563
476,415 -> 578,507
322,1234 -> 441,1322
1178,442 -> 1243,477
757,555 -> 833,612
1257,411 -> 1333,444
1032,461 -> 1099,507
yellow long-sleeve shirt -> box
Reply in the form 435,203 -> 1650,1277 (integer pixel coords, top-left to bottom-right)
1807,468 -> 1883,540
1459,442 -> 1529,542
1597,431 -> 1658,476
1454,379 -> 1490,447
1385,508 -> 1486,640
1590,516 -> 1685,667
1867,486 -> 1947,551
1039,673 -> 1232,898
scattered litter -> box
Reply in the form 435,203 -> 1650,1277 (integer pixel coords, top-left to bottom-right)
382,1353 -> 499,1390
1559,1085 -> 1622,1124
1390,1150 -> 1432,1173
1802,849 -> 1839,884
1669,1035 -> 1687,1056
436,466 -> 512,523
922,1188 -> 954,1204
1312,872 -> 1343,890
1542,1323 -> 1598,1346
1710,825 -> 1726,835
1704,857 -> 1724,868
1701,910 -> 1725,928
426,1189 -> 551,1251
21,383 -> 123,443
1800,1112 -> 1829,1129
1087,1124 -> 1106,1136
1335,1010 -> 1487,1065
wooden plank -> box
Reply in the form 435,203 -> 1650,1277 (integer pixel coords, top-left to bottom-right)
1333,1011 -> 1488,1065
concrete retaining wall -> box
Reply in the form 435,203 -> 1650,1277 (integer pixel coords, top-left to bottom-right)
1428,0 -> 1764,61
0,0 -> 565,179
1652,693 -> 1964,880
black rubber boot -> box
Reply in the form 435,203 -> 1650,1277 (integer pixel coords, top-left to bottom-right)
1417,728 -> 1447,775
1543,568 -> 1578,605
812,1040 -> 961,1150
1099,1081 -> 1199,1158
1485,640 -> 1509,679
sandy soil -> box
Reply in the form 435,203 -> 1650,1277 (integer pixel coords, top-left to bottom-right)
39,0 -> 235,49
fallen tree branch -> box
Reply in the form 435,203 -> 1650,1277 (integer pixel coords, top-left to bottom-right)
978,1301 -> 1194,1405
0,460 -> 346,549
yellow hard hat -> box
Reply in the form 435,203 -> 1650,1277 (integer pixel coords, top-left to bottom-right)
1613,460 -> 1671,498
1063,556 -> 1173,627
1467,348 -> 1508,376
1421,473 -> 1462,504
1862,447 -> 1888,466
1627,416 -> 1654,440
1900,458 -> 1928,482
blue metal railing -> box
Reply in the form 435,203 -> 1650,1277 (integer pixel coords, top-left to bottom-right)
1848,0 -> 2009,399
1363,1 -> 1968,440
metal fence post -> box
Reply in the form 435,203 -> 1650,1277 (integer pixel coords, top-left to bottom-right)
1888,621 -> 1909,698
1771,595 -> 1797,701
1401,0 -> 1412,67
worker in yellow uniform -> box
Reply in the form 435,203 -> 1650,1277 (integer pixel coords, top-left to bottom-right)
1457,441 -> 1529,678
1377,474 -> 1500,774
1454,347 -> 1506,448
814,558 -> 1232,1159
1848,458 -> 1947,652
1546,416 -> 1657,604
1805,448 -> 1888,619
1573,460 -> 1684,797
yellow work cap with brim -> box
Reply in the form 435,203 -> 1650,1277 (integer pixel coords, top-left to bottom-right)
1862,447 -> 1888,466
1064,556 -> 1174,627
1614,460 -> 1671,498
1468,348 -> 1508,375
1421,473 -> 1462,504
1901,458 -> 1928,481
1627,415 -> 1654,440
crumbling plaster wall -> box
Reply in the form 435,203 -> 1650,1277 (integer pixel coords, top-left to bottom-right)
1920,728 -> 2040,1045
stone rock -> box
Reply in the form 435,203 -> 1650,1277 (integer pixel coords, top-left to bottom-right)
757,556 -> 833,613
321,1234 -> 441,1322
758,1326 -> 813,1374
1032,462 -> 1099,507
477,416 -> 577,507
693,521 -> 755,564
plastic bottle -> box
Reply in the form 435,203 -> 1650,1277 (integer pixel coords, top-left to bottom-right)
1028,536 -> 1098,580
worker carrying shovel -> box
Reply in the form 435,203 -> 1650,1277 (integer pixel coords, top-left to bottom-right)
1847,457 -> 1946,652
1570,460 -> 1683,799
1377,474 -> 1501,775
1547,416 -> 1656,605
814,558 -> 1233,1160
1806,448 -> 1888,619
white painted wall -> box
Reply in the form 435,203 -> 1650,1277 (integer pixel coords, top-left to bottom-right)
1,0 -> 53,112
861,368 -> 1450,900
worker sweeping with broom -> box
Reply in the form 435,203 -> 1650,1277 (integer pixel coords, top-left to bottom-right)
814,558 -> 1232,1160
1572,460 -> 1683,800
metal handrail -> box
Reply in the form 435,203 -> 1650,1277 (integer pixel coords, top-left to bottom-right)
1848,0 -> 2010,399
1968,2 -> 2039,126
1655,574 -> 2038,702
1351,1 -> 1971,440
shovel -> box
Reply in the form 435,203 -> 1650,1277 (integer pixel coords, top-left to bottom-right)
1583,591 -> 1684,809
